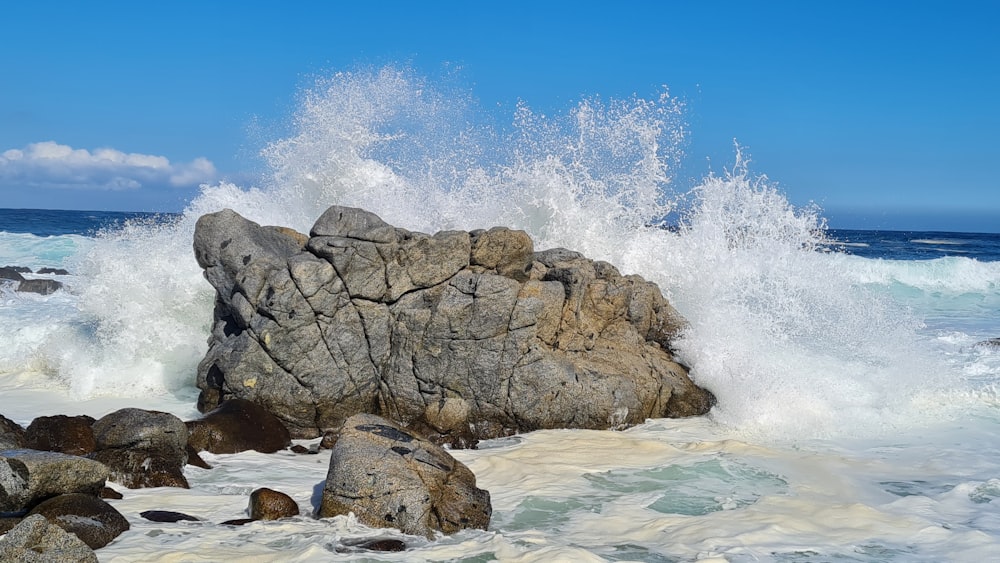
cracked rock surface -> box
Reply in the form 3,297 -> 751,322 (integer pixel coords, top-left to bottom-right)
194,206 -> 714,441
317,413 -> 490,538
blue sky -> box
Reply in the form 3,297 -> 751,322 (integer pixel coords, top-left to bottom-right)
1,1 -> 997,232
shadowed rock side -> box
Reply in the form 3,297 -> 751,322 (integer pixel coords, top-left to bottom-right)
194,206 -> 714,441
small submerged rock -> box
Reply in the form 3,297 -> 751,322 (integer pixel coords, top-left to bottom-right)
248,487 -> 299,520
16,279 -> 63,295
339,537 -> 408,552
140,510 -> 200,523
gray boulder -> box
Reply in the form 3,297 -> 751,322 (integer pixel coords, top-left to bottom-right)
0,514 -> 97,563
0,450 -> 109,513
90,409 -> 189,488
194,206 -> 714,441
318,414 -> 490,538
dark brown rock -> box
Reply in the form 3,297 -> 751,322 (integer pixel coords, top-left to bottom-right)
0,517 -> 21,534
319,429 -> 339,450
220,518 -> 256,526
185,444 -> 212,469
24,415 -> 97,456
36,268 -> 69,276
248,487 -> 299,520
140,510 -> 200,523
186,399 -> 291,454
340,538 -> 408,552
27,493 -> 129,549
0,415 -> 26,450
98,487 -> 123,500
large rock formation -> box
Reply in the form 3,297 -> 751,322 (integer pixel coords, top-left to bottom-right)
194,206 -> 714,440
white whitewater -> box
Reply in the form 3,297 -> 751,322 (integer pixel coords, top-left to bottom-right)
1,68 -> 999,561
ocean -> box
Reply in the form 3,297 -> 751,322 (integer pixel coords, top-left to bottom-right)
2,69 -> 999,561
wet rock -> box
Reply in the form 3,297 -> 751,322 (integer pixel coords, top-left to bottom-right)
0,517 -> 21,534
0,450 -> 109,513
975,338 -> 1000,348
339,537 -> 408,552
319,429 -> 339,450
24,415 -> 97,456
194,206 -> 715,442
27,493 -> 130,549
36,268 -> 69,275
248,487 -> 299,520
0,513 -> 97,562
0,267 -> 25,282
98,487 -> 123,500
16,279 -> 63,295
90,409 -> 189,489
0,416 -> 27,450
140,510 -> 200,523
186,399 -> 291,454
220,518 -> 256,526
2,266 -> 31,274
318,414 -> 491,538
185,444 -> 212,469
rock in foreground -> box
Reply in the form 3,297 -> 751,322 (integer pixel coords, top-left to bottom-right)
0,450 -> 109,513
318,414 -> 490,538
0,514 -> 97,563
194,206 -> 714,440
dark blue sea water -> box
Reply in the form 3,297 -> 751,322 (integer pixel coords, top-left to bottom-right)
825,228 -> 1000,262
2,208 -> 997,262
0,208 -> 178,237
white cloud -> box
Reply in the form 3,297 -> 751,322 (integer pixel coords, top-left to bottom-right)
0,141 -> 218,191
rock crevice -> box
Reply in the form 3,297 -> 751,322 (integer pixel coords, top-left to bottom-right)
194,206 -> 714,442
